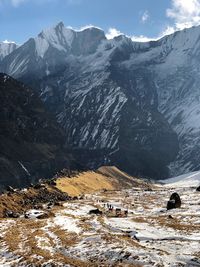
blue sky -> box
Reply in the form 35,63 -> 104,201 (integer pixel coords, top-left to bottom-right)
1,0 -> 200,44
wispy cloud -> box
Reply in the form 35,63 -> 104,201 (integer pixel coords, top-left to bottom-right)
0,0 -> 27,7
0,0 -> 81,8
11,0 -> 26,7
141,10 -> 150,24
134,0 -> 200,42
106,28 -> 123,39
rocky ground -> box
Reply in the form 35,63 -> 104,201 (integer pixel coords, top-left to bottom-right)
0,179 -> 199,267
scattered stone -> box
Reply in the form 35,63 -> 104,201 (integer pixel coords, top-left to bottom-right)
133,235 -> 140,242
89,209 -> 103,215
196,185 -> 200,192
144,187 -> 153,191
33,183 -> 45,189
6,186 -> 15,193
24,209 -> 49,219
4,210 -> 20,218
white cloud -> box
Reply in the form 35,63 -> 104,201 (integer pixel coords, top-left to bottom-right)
133,0 -> 200,43
131,35 -> 155,42
166,0 -> 200,30
3,39 -> 16,44
106,28 -> 123,39
79,25 -> 103,31
141,10 -> 150,24
131,25 -> 177,43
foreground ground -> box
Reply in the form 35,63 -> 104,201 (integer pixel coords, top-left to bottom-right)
0,177 -> 200,267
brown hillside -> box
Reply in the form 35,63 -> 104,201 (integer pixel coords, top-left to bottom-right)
56,166 -> 150,197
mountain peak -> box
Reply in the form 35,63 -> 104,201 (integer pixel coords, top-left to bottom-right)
55,21 -> 65,29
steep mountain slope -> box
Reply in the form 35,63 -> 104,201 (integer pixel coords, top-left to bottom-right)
0,73 -> 76,191
125,26 -> 200,175
0,23 -> 183,179
160,170 -> 200,188
0,42 -> 17,61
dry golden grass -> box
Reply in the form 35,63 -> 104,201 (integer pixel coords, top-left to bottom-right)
56,166 -> 151,197
135,214 -> 200,233
50,227 -> 79,247
156,216 -> 200,232
56,171 -> 115,197
3,219 -> 54,265
2,218 -> 96,267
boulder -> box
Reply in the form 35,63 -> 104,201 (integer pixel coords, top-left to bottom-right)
196,186 -> 200,192
167,192 -> 181,210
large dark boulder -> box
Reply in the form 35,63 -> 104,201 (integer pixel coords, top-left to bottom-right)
167,192 -> 181,210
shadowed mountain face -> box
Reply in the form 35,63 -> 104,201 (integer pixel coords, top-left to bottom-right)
0,23 -> 187,179
0,73 -> 77,191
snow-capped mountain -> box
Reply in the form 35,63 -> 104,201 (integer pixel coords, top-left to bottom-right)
123,26 -> 200,176
5,22 -> 200,178
0,41 -> 17,61
0,22 -> 106,80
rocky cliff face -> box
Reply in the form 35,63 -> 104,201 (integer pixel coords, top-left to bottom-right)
1,23 -> 189,179
0,73 -> 76,191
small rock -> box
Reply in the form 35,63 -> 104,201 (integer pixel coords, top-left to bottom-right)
4,210 -> 20,218
89,209 -> 103,215
6,186 -> 15,193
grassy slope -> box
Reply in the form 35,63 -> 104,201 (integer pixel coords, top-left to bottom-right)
56,166 -> 150,197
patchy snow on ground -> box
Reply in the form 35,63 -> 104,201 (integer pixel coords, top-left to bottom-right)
52,214 -> 81,234
0,177 -> 200,266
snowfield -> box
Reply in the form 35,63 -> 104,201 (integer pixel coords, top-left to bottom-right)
160,171 -> 200,188
0,176 -> 200,266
